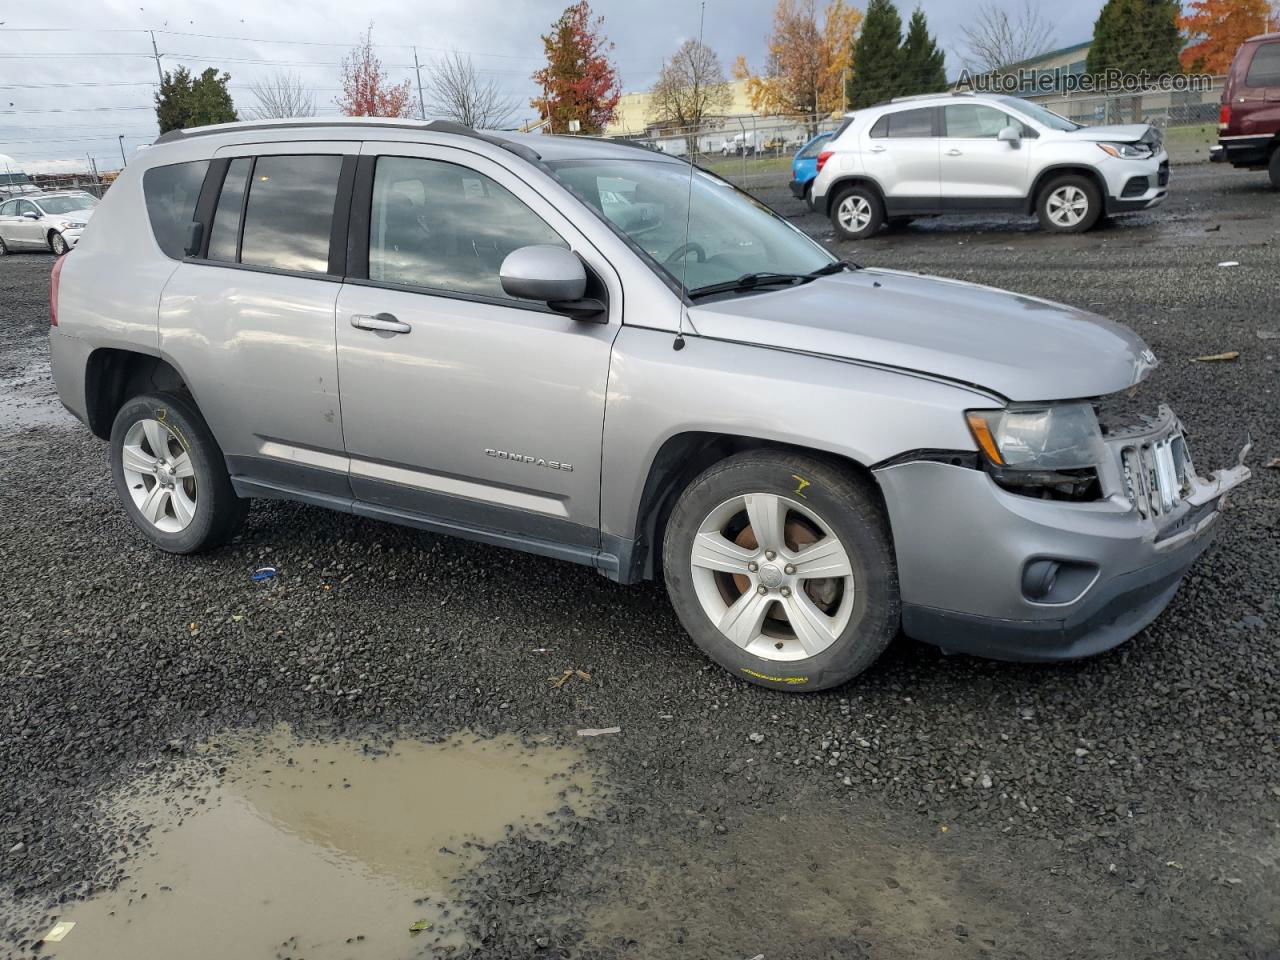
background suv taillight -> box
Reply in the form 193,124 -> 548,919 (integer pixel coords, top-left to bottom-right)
50,253 -> 66,326
816,150 -> 832,172
1219,103 -> 1231,131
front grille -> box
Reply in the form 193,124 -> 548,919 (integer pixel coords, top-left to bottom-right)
1121,176 -> 1150,197
1119,433 -> 1190,519
1157,161 -> 1170,186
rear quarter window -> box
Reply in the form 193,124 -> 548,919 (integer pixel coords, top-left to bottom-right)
142,160 -> 209,260
1245,42 -> 1280,87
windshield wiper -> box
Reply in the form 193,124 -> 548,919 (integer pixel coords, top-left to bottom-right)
687,272 -> 815,300
807,259 -> 860,276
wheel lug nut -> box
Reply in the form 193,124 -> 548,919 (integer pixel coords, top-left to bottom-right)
784,564 -> 795,575
756,585 -> 768,596
747,561 -> 758,572
765,550 -> 776,561
781,586 -> 792,598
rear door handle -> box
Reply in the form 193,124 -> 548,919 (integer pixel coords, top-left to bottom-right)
351,313 -> 411,334
945,148 -> 962,156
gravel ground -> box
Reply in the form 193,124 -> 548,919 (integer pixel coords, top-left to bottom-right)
1,162 -> 1278,959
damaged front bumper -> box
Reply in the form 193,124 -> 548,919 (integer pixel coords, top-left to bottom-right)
875,419 -> 1251,662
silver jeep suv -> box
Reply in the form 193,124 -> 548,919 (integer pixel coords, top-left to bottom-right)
48,118 -> 1248,691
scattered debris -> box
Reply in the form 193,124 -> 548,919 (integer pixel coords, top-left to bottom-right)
1166,860 -> 1184,870
251,566 -> 277,582
1191,351 -> 1239,363
1257,330 -> 1280,340
747,732 -> 765,744
42,921 -> 75,943
576,727 -> 621,737
531,647 -> 551,654
1217,260 -> 1239,267
549,668 -> 592,689
1266,458 -> 1280,470
409,919 -> 433,934
980,773 -> 993,789
1205,224 -> 1220,232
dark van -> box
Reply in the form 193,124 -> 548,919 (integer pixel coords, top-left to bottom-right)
1211,32 -> 1280,187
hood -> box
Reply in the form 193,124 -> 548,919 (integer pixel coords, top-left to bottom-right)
687,268 -> 1155,401
1061,123 -> 1155,144
51,207 -> 94,226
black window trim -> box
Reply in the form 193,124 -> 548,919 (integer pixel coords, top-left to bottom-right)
346,150 -> 602,318
870,106 -> 940,139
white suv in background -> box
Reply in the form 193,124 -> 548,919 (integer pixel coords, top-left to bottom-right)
811,92 -> 1170,238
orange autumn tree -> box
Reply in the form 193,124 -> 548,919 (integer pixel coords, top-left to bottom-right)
336,24 -> 413,117
735,0 -> 862,118
1179,0 -> 1280,73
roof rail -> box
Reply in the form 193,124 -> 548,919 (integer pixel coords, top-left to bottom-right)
152,118 -> 542,162
887,90 -> 976,103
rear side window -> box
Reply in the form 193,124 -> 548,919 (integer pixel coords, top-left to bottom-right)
871,108 -> 935,138
1245,43 -> 1280,87
143,160 -> 209,260
207,158 -> 250,262
239,155 -> 342,274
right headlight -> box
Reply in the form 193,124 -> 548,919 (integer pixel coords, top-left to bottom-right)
965,403 -> 1106,500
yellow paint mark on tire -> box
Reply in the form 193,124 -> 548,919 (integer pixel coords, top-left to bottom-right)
792,474 -> 811,498
741,668 -> 808,685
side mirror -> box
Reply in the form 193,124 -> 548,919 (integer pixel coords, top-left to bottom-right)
24,211 -> 40,220
500,245 -> 586,302
997,125 -> 1021,145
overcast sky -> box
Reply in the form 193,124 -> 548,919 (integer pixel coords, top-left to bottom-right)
1,0 -> 1107,172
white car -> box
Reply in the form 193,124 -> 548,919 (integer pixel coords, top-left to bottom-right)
0,192 -> 98,255
810,92 -> 1170,238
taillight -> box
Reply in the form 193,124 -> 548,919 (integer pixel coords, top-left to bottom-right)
1219,104 -> 1231,130
50,253 -> 66,326
816,150 -> 832,172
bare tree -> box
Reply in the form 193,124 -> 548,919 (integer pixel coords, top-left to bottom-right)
425,51 -> 518,129
650,40 -> 731,155
958,0 -> 1055,74
243,72 -> 315,120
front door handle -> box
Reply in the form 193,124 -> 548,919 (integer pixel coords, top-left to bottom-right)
945,148 -> 962,156
869,145 -> 887,153
351,313 -> 411,334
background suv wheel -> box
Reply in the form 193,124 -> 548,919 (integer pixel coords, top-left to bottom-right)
1037,174 -> 1102,233
1269,147 -> 1280,190
662,450 -> 900,692
829,184 -> 885,241
109,391 -> 247,553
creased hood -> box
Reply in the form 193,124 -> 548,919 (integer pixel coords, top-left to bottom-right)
1061,123 -> 1155,143
687,268 -> 1155,401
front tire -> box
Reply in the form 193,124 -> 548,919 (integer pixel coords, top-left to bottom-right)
0,235 -> 8,257
109,392 -> 247,554
49,231 -> 68,255
662,450 -> 900,692
830,185 -> 885,241
1036,174 -> 1102,233
1269,148 -> 1280,190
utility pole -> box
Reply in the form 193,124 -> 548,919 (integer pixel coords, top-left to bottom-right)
412,47 -> 426,121
149,30 -> 164,84
118,135 -> 128,168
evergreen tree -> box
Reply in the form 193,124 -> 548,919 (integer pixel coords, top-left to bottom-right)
899,8 -> 947,96
1087,0 -> 1181,78
154,66 -> 237,133
848,0 -> 903,109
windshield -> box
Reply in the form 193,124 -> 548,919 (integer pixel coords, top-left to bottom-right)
37,195 -> 96,215
995,96 -> 1081,131
546,158 -> 833,294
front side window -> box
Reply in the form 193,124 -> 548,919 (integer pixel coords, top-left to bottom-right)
142,160 -> 209,260
1246,43 -> 1280,87
547,158 -> 832,294
994,95 -> 1080,131
239,154 -> 342,274
18,200 -> 40,217
944,104 -> 1019,138
368,156 -> 566,301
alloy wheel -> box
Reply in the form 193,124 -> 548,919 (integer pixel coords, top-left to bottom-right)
50,232 -> 68,255
121,418 -> 198,532
1046,186 -> 1089,227
837,195 -> 872,233
689,493 -> 855,662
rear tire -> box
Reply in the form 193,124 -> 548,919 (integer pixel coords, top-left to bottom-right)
109,391 -> 247,554
829,184 -> 885,241
1036,174 -> 1102,233
662,450 -> 900,692
1269,148 -> 1280,190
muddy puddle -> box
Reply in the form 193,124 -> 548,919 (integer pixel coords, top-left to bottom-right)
0,349 -> 71,433
35,729 -> 593,959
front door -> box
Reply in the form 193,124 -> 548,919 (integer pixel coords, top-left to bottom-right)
335,143 -> 619,548
939,104 -> 1032,204
14,200 -> 45,245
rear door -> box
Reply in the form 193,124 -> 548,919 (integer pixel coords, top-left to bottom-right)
939,103 -> 1032,205
157,144 -> 356,496
861,107 -> 940,209
334,142 -> 619,547
0,199 -> 22,246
